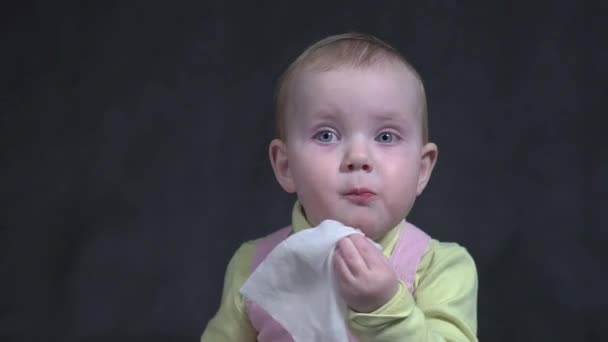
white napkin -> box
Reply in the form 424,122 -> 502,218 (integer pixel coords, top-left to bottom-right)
240,219 -> 369,342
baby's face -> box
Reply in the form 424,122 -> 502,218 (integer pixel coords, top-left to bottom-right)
281,63 -> 435,240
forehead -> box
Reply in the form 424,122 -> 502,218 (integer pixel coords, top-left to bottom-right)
285,63 -> 423,123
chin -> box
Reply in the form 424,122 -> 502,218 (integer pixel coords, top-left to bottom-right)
360,228 -> 386,241
342,219 -> 383,239
314,211 -> 389,239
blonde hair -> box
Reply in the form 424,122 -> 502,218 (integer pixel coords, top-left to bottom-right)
274,32 -> 429,143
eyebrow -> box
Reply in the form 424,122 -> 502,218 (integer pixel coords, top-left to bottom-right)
305,110 -> 343,126
368,111 -> 415,126
370,110 -> 405,120
308,108 -> 415,127
309,107 -> 340,117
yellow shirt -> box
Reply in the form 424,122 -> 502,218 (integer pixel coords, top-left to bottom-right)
201,203 -> 478,341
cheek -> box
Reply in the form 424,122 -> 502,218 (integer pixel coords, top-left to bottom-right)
294,164 -> 335,194
380,153 -> 420,196
290,146 -> 338,178
289,151 -> 337,203
379,150 -> 417,176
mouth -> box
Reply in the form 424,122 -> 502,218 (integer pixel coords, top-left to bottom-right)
343,188 -> 377,203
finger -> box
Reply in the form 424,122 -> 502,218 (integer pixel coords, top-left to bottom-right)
333,249 -> 355,285
349,234 -> 380,268
336,237 -> 367,276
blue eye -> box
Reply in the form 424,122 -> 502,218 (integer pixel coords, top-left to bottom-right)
314,130 -> 338,143
376,132 -> 397,143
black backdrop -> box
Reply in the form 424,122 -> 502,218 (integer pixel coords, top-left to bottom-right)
2,1 -> 607,341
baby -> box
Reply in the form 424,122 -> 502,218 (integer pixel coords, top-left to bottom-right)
202,32 -> 478,341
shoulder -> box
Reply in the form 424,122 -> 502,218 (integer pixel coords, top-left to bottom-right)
223,240 -> 258,293
412,239 -> 479,336
230,226 -> 290,264
416,239 -> 478,289
423,239 -> 476,267
229,240 -> 258,271
226,226 -> 291,281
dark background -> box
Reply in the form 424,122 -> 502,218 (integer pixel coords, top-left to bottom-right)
2,1 -> 607,341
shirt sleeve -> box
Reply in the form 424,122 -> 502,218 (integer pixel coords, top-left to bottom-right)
348,240 -> 478,341
200,241 -> 258,342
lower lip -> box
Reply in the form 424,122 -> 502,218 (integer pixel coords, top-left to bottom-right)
344,192 -> 377,203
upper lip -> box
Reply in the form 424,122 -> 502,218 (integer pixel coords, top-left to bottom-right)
344,188 -> 376,195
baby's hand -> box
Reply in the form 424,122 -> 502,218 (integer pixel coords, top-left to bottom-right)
333,234 -> 399,313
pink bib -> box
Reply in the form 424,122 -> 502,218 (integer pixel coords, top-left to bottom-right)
245,222 -> 431,342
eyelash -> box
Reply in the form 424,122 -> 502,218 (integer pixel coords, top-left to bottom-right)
312,130 -> 402,144
313,130 -> 339,143
375,131 -> 401,143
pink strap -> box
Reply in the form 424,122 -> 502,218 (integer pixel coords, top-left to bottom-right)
245,225 -> 293,336
250,225 -> 293,272
390,222 -> 431,293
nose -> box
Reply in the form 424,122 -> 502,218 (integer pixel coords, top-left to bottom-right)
340,138 -> 373,172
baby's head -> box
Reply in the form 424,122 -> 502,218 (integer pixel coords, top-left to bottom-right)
269,33 -> 438,240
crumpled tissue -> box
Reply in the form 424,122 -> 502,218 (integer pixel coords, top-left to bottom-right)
240,219 -> 378,341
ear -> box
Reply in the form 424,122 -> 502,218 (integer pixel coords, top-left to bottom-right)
269,139 -> 296,193
417,142 -> 438,195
